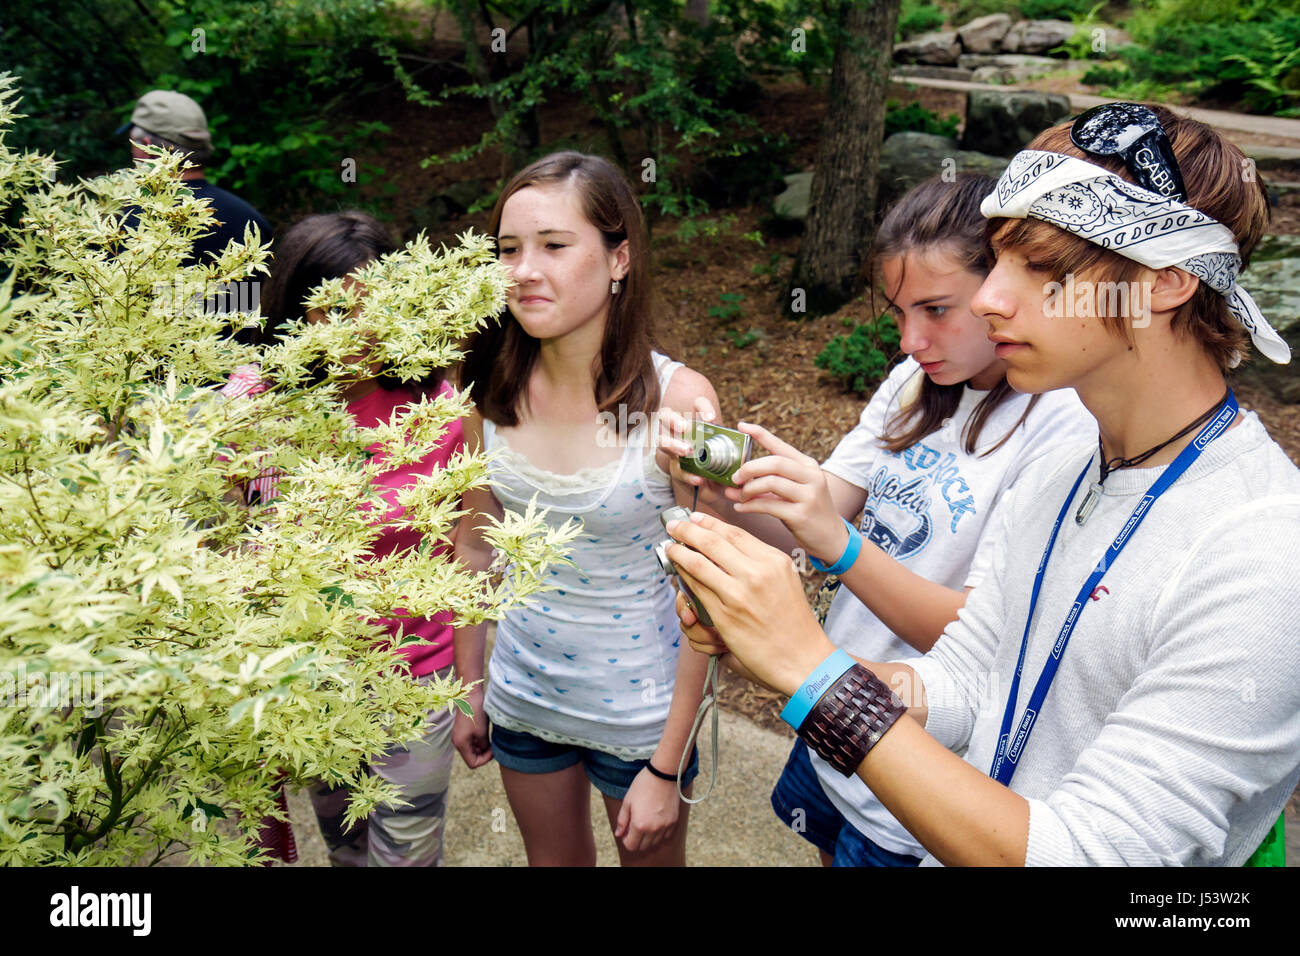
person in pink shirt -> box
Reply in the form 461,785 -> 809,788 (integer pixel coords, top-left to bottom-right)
225,211 -> 475,866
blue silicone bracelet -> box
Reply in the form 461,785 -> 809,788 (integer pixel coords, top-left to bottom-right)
779,649 -> 857,730
809,518 -> 863,576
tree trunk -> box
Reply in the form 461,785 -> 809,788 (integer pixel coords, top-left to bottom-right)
450,0 -> 537,173
785,0 -> 901,318
685,0 -> 709,26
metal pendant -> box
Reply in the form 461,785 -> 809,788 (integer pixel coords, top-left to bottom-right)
1075,482 -> 1102,526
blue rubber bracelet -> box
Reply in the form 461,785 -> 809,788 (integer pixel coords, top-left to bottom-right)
809,518 -> 863,575
779,649 -> 857,730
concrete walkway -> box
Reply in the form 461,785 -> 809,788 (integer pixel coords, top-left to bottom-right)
283,707 -> 819,867
440,709 -> 815,866
892,74 -> 1300,143
281,623 -> 818,867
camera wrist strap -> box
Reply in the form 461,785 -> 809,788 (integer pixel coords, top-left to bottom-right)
677,652 -> 720,804
675,482 -> 718,805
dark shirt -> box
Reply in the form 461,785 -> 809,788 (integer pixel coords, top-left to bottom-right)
120,176 -> 273,264
118,176 -> 272,341
184,178 -> 273,264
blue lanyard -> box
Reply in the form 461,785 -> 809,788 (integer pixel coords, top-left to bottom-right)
989,390 -> 1239,785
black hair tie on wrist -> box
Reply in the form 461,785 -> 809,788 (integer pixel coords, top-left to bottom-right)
643,760 -> 677,782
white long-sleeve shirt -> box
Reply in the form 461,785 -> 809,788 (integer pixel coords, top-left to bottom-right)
814,358 -> 1096,855
907,410 -> 1300,866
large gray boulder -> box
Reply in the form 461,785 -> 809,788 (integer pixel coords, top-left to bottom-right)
774,145 -> 1012,224
1241,145 -> 1300,171
972,63 -> 1054,84
894,30 -> 962,65
970,60 -> 1087,84
1237,234 -> 1300,402
877,132 -> 1010,210
893,64 -> 976,82
1242,234 -> 1300,338
1001,19 -> 1075,55
773,172 -> 813,220
960,89 -> 1073,157
958,53 -> 1060,70
957,13 -> 1013,53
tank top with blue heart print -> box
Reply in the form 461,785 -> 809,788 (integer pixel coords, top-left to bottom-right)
482,352 -> 685,759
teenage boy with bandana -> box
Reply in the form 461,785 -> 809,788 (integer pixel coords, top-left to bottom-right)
664,105 -> 1300,866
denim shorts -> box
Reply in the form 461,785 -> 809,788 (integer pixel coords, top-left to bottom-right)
490,723 -> 700,801
770,739 -> 922,868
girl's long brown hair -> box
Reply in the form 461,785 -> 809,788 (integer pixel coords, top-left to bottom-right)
874,173 -> 1040,457
260,211 -> 395,345
259,211 -> 443,395
462,151 -> 659,426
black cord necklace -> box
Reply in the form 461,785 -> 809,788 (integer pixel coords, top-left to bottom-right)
1075,387 -> 1231,526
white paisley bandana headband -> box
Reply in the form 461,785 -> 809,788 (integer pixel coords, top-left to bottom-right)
981,149 -> 1291,365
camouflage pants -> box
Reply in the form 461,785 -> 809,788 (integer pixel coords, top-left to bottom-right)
308,667 -> 455,867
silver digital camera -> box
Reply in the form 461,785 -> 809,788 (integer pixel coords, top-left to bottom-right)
653,505 -> 713,627
678,421 -> 752,487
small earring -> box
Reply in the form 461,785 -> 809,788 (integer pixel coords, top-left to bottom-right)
611,279 -> 621,295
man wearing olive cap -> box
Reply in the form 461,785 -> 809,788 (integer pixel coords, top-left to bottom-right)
120,90 -> 272,265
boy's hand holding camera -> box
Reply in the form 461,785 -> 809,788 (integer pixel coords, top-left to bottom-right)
664,511 -> 835,698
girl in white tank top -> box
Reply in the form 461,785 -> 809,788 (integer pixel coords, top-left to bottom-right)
481,352 -> 686,758
454,153 -> 721,866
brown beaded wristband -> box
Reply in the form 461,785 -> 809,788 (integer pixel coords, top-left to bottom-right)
796,663 -> 907,776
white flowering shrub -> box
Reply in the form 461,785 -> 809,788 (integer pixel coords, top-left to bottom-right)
0,75 -> 576,865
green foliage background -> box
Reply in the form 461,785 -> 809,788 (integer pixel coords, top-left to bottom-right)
898,0 -> 1300,117
409,0 -> 838,221
2,0 -> 405,221
1112,1 -> 1300,115
2,0 -> 843,226
5,0 -> 1298,241
815,312 -> 903,395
